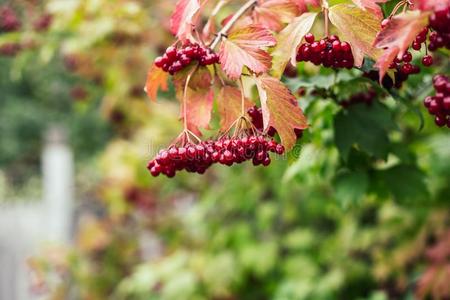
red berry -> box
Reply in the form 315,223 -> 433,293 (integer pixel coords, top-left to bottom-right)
305,33 -> 315,43
422,55 -> 433,66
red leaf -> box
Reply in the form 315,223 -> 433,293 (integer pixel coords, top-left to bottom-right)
374,46 -> 398,82
252,0 -> 300,32
144,64 -> 169,101
181,87 -> 214,134
255,75 -> 308,150
170,0 -> 203,41
351,0 -> 388,18
374,11 -> 430,79
219,25 -> 276,80
217,85 -> 253,131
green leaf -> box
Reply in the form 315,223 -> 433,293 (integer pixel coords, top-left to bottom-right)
334,103 -> 396,160
381,165 -> 429,203
333,170 -> 369,207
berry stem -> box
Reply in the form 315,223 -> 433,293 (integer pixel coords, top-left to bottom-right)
389,0 -> 407,18
209,0 -> 257,50
321,0 -> 330,37
239,76 -> 245,115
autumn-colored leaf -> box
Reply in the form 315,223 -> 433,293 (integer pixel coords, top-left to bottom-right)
329,4 -> 382,67
217,85 -> 253,131
351,0 -> 388,18
374,11 -> 430,80
374,47 -> 398,83
270,12 -> 317,79
293,0 -> 320,12
255,75 -> 308,150
180,87 -> 214,134
170,0 -> 203,41
219,25 -> 276,80
252,0 -> 300,32
144,64 -> 169,101
173,65 -> 213,91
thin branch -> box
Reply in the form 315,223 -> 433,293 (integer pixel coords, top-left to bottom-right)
321,0 -> 330,37
209,0 -> 257,50
238,76 -> 246,116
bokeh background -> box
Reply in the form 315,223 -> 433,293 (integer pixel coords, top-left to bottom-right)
1,0 -> 450,299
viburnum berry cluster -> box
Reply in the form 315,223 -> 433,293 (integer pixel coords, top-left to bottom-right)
154,42 -> 219,75
424,74 -> 450,128
340,90 -> 377,108
428,4 -> 450,51
147,118 -> 285,178
296,33 -> 354,69
0,5 -> 21,33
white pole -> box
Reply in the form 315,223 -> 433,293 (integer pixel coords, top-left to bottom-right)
41,126 -> 74,243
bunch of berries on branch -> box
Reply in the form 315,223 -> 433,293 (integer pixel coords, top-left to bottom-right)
296,33 -> 354,69
147,119 -> 286,178
424,74 -> 450,128
428,4 -> 450,51
340,90 -> 377,108
154,42 -> 219,75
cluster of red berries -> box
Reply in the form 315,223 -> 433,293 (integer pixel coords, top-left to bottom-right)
147,135 -> 285,178
428,4 -> 450,51
340,90 -> 377,108
0,5 -> 21,33
247,106 -> 303,138
154,43 -> 219,75
424,74 -> 450,128
296,33 -> 354,69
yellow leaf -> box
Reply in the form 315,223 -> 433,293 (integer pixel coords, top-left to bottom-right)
271,12 -> 318,79
329,4 -> 382,67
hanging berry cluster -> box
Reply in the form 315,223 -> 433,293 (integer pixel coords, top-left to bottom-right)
296,33 -> 354,69
428,4 -> 450,51
424,74 -> 450,128
147,118 -> 285,178
154,43 -> 219,75
340,90 -> 377,108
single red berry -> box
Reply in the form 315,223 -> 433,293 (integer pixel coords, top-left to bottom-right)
422,55 -> 433,66
305,33 -> 315,43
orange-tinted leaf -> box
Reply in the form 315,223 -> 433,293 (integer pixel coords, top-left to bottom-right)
219,25 -> 276,80
374,46 -> 398,82
170,0 -> 202,41
329,4 -> 382,67
217,85 -> 253,131
293,0 -> 320,12
271,12 -> 317,78
173,65 -> 213,91
181,87 -> 214,134
145,64 -> 169,101
352,0 -> 388,18
252,0 -> 300,32
374,11 -> 430,79
255,75 -> 308,150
